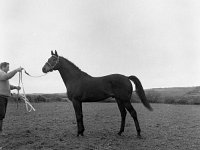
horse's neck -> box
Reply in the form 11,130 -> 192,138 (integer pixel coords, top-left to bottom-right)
58,59 -> 91,87
59,68 -> 90,87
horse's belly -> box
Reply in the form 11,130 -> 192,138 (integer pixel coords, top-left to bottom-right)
81,88 -> 113,102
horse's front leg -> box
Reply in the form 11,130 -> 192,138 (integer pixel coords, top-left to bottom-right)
72,100 -> 85,136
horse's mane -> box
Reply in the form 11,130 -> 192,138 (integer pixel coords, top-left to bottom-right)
60,56 -> 90,76
60,56 -> 81,70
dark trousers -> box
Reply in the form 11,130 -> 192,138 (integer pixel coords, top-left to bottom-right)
0,96 -> 8,120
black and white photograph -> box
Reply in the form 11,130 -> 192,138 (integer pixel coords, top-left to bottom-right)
1,0 -> 200,149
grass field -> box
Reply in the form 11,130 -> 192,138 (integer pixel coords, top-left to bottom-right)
1,102 -> 200,150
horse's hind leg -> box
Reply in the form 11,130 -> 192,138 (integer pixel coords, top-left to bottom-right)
116,99 -> 127,136
123,102 -> 141,138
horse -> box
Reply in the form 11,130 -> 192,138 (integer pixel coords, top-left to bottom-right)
42,50 -> 153,138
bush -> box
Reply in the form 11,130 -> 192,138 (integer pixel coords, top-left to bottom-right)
35,95 -> 47,102
177,99 -> 189,105
145,90 -> 162,103
164,97 -> 176,104
26,95 -> 38,102
190,96 -> 200,105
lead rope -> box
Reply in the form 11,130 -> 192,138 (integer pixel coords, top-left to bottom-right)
18,71 -> 36,112
24,70 -> 47,78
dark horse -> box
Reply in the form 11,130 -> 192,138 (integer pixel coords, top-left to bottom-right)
42,50 -> 153,138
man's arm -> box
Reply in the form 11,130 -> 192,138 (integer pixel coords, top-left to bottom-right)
10,85 -> 21,90
10,85 -> 16,90
0,68 -> 23,81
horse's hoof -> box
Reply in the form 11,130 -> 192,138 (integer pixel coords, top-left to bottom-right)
118,132 -> 122,136
77,132 -> 84,137
137,134 -> 142,139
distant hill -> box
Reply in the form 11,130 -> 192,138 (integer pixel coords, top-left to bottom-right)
143,86 -> 200,104
146,86 -> 196,97
9,86 -> 200,105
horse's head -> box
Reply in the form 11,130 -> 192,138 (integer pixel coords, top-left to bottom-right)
42,50 -> 60,73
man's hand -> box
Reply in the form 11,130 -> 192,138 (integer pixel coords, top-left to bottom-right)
15,86 -> 21,90
16,67 -> 24,72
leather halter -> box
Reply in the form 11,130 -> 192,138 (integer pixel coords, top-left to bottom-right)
46,55 -> 60,71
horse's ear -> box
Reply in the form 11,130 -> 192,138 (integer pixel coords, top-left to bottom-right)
51,51 -> 54,55
55,50 -> 58,56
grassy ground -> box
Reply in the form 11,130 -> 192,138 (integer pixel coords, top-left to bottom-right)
1,102 -> 200,150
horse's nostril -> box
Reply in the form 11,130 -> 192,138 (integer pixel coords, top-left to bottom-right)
42,68 -> 46,73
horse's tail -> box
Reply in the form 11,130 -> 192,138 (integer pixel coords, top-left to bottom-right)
128,76 -> 153,111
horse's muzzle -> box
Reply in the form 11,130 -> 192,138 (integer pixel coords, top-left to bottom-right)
42,67 -> 47,73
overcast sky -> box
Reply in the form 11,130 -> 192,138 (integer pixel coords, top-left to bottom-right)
1,0 -> 200,93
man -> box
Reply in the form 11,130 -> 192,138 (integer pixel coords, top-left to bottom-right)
0,62 -> 23,136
